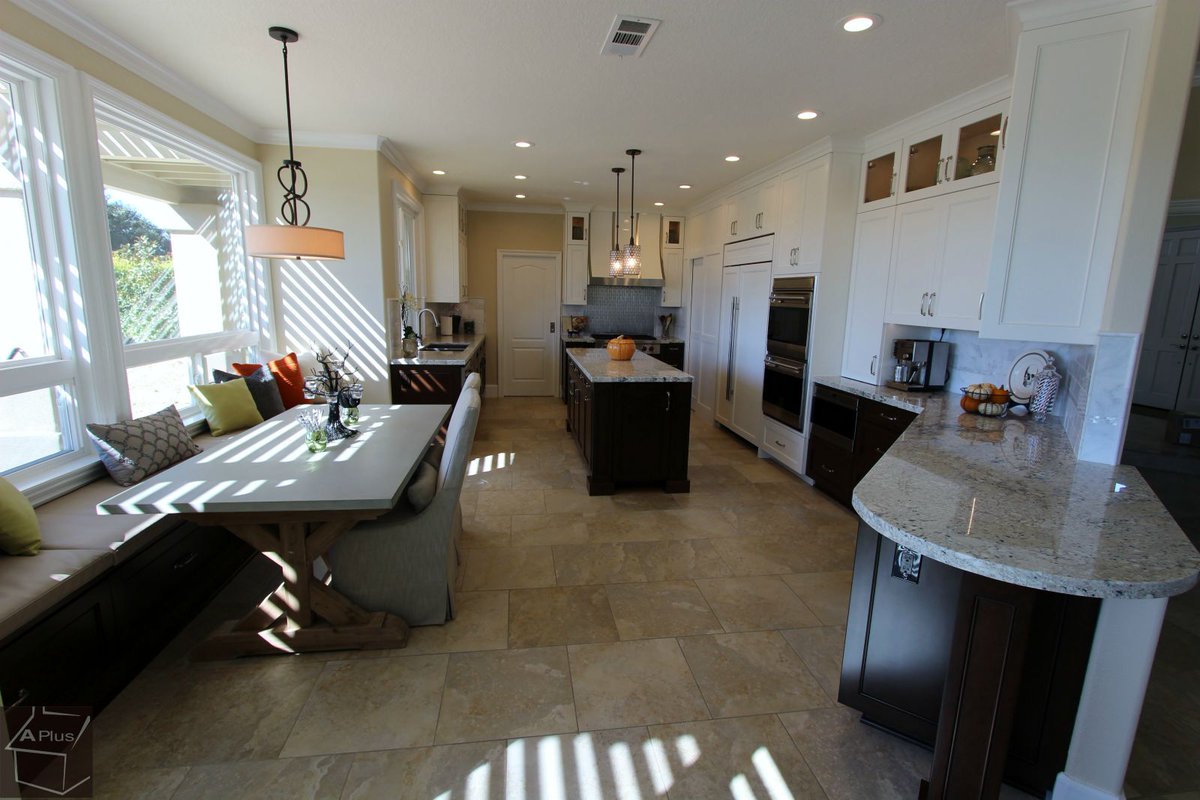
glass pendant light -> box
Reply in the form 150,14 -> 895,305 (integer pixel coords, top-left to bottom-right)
609,167 -> 624,277
622,149 -> 642,275
245,27 -> 345,260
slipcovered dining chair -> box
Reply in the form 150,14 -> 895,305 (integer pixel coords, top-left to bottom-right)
326,388 -> 481,625
463,371 -> 481,392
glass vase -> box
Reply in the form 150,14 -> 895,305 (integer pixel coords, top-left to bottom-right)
305,428 -> 328,453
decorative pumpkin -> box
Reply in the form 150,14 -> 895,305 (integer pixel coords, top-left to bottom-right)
990,387 -> 1011,404
960,394 -> 981,412
607,335 -> 635,361
977,401 -> 1006,417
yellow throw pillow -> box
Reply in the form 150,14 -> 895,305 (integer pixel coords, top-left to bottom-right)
0,476 -> 40,556
188,379 -> 264,436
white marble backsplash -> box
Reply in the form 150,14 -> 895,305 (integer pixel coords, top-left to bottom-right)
1077,332 -> 1140,465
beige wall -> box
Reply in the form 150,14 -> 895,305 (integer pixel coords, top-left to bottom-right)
465,211 -> 563,382
1170,85 -> 1200,201
1,0 -> 256,159
259,144 -> 393,402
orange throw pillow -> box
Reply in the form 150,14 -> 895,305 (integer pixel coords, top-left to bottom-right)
233,352 -> 308,409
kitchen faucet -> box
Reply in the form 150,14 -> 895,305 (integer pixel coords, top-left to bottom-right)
416,308 -> 440,342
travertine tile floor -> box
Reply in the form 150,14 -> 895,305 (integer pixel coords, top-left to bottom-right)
89,397 -> 1197,799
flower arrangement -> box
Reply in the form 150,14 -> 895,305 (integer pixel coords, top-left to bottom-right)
399,289 -> 418,341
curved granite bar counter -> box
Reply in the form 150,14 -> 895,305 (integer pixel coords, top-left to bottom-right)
812,376 -> 1200,599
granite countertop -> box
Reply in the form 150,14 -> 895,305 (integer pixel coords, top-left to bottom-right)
560,332 -> 685,345
390,334 -> 484,366
569,349 -> 693,383
811,376 -> 1200,599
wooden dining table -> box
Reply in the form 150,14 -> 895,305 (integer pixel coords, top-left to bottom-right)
99,403 -> 451,659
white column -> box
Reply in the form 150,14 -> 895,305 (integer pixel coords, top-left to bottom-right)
1052,596 -> 1168,800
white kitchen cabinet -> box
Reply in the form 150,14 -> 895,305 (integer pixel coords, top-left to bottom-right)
898,100 -> 1007,203
563,244 -> 588,305
716,260 -> 771,444
661,250 -> 684,307
842,207 -> 896,384
726,178 -> 780,242
636,212 -> 663,280
884,184 -> 997,331
589,209 -> 615,278
425,194 -> 468,302
858,142 -> 901,212
761,416 -> 806,475
776,157 -> 831,275
980,5 -> 1154,344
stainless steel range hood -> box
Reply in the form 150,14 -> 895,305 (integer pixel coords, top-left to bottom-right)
588,209 -> 664,287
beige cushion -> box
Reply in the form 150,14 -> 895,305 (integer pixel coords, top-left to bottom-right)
406,462 -> 438,511
36,478 -> 178,563
0,549 -> 113,642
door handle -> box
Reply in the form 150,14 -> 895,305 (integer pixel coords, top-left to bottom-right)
978,292 -> 985,320
550,321 -> 556,333
935,158 -> 945,184
665,391 -> 671,412
726,297 -> 738,401
890,171 -> 897,197
1001,116 -> 1009,150
944,156 -> 953,183
920,292 -> 929,316
928,292 -> 936,316
870,355 -> 877,376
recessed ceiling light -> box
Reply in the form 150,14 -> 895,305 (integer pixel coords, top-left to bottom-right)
514,175 -> 527,180
514,140 -> 534,148
654,202 -> 664,207
678,184 -> 692,189
514,194 -> 526,199
725,155 -> 740,162
797,110 -> 820,120
432,169 -> 446,175
562,196 -> 571,201
841,14 -> 880,33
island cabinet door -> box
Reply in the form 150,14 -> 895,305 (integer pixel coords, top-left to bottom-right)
611,382 -> 672,481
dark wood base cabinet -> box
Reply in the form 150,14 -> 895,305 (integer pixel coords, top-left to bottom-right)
566,362 -> 690,495
840,520 -> 1099,797
0,525 -> 252,712
391,348 -> 486,405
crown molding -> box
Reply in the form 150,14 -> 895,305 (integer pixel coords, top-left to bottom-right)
1007,0 -> 1153,30
256,129 -> 380,150
10,0 -> 259,141
862,76 -> 1012,152
465,202 -> 563,215
377,137 -> 426,194
1169,199 -> 1200,215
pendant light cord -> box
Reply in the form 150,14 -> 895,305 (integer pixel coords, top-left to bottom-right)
628,152 -> 636,247
274,32 -> 310,227
281,37 -> 296,165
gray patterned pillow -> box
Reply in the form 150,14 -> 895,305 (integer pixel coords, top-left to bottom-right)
86,405 -> 203,486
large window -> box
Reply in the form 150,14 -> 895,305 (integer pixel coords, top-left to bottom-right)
93,97 -> 264,420
0,35 -> 268,494
0,50 -> 89,481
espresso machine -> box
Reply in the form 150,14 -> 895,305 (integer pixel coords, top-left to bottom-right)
887,339 -> 951,391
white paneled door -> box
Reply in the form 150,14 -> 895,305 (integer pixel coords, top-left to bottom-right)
1134,229 -> 1200,411
498,251 -> 561,396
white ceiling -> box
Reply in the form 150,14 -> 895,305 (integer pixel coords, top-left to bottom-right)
47,0 -> 1012,211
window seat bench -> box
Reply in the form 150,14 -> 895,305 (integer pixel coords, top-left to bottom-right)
0,439 -> 253,712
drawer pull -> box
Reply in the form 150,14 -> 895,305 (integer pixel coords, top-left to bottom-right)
881,413 -> 898,422
173,551 -> 198,570
774,439 -> 786,448
820,464 -> 835,474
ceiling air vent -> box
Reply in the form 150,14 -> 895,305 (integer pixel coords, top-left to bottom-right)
601,15 -> 661,57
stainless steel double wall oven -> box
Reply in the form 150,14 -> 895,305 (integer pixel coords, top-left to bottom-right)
762,276 -> 814,431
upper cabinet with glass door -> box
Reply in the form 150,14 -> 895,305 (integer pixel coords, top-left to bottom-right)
859,142 -> 901,211
897,100 -> 1007,203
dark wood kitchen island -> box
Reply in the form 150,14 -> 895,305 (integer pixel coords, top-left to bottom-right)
565,349 -> 692,495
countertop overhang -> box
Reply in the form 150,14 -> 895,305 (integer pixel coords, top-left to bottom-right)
814,375 -> 1200,599
568,349 -> 693,383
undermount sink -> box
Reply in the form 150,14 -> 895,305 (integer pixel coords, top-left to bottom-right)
418,342 -> 469,352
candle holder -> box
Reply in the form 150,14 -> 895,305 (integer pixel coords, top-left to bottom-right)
339,383 -> 364,425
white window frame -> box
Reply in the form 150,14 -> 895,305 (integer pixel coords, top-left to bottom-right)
84,78 -> 271,424
394,181 -> 424,301
0,33 -> 100,499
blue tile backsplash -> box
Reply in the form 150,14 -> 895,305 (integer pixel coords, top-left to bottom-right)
564,285 -> 660,335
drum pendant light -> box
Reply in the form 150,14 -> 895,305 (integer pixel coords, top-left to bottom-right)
609,167 -> 625,277
622,149 -> 642,276
245,26 -> 345,261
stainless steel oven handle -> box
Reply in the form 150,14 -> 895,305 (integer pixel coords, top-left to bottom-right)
764,356 -> 803,376
726,297 -> 738,401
